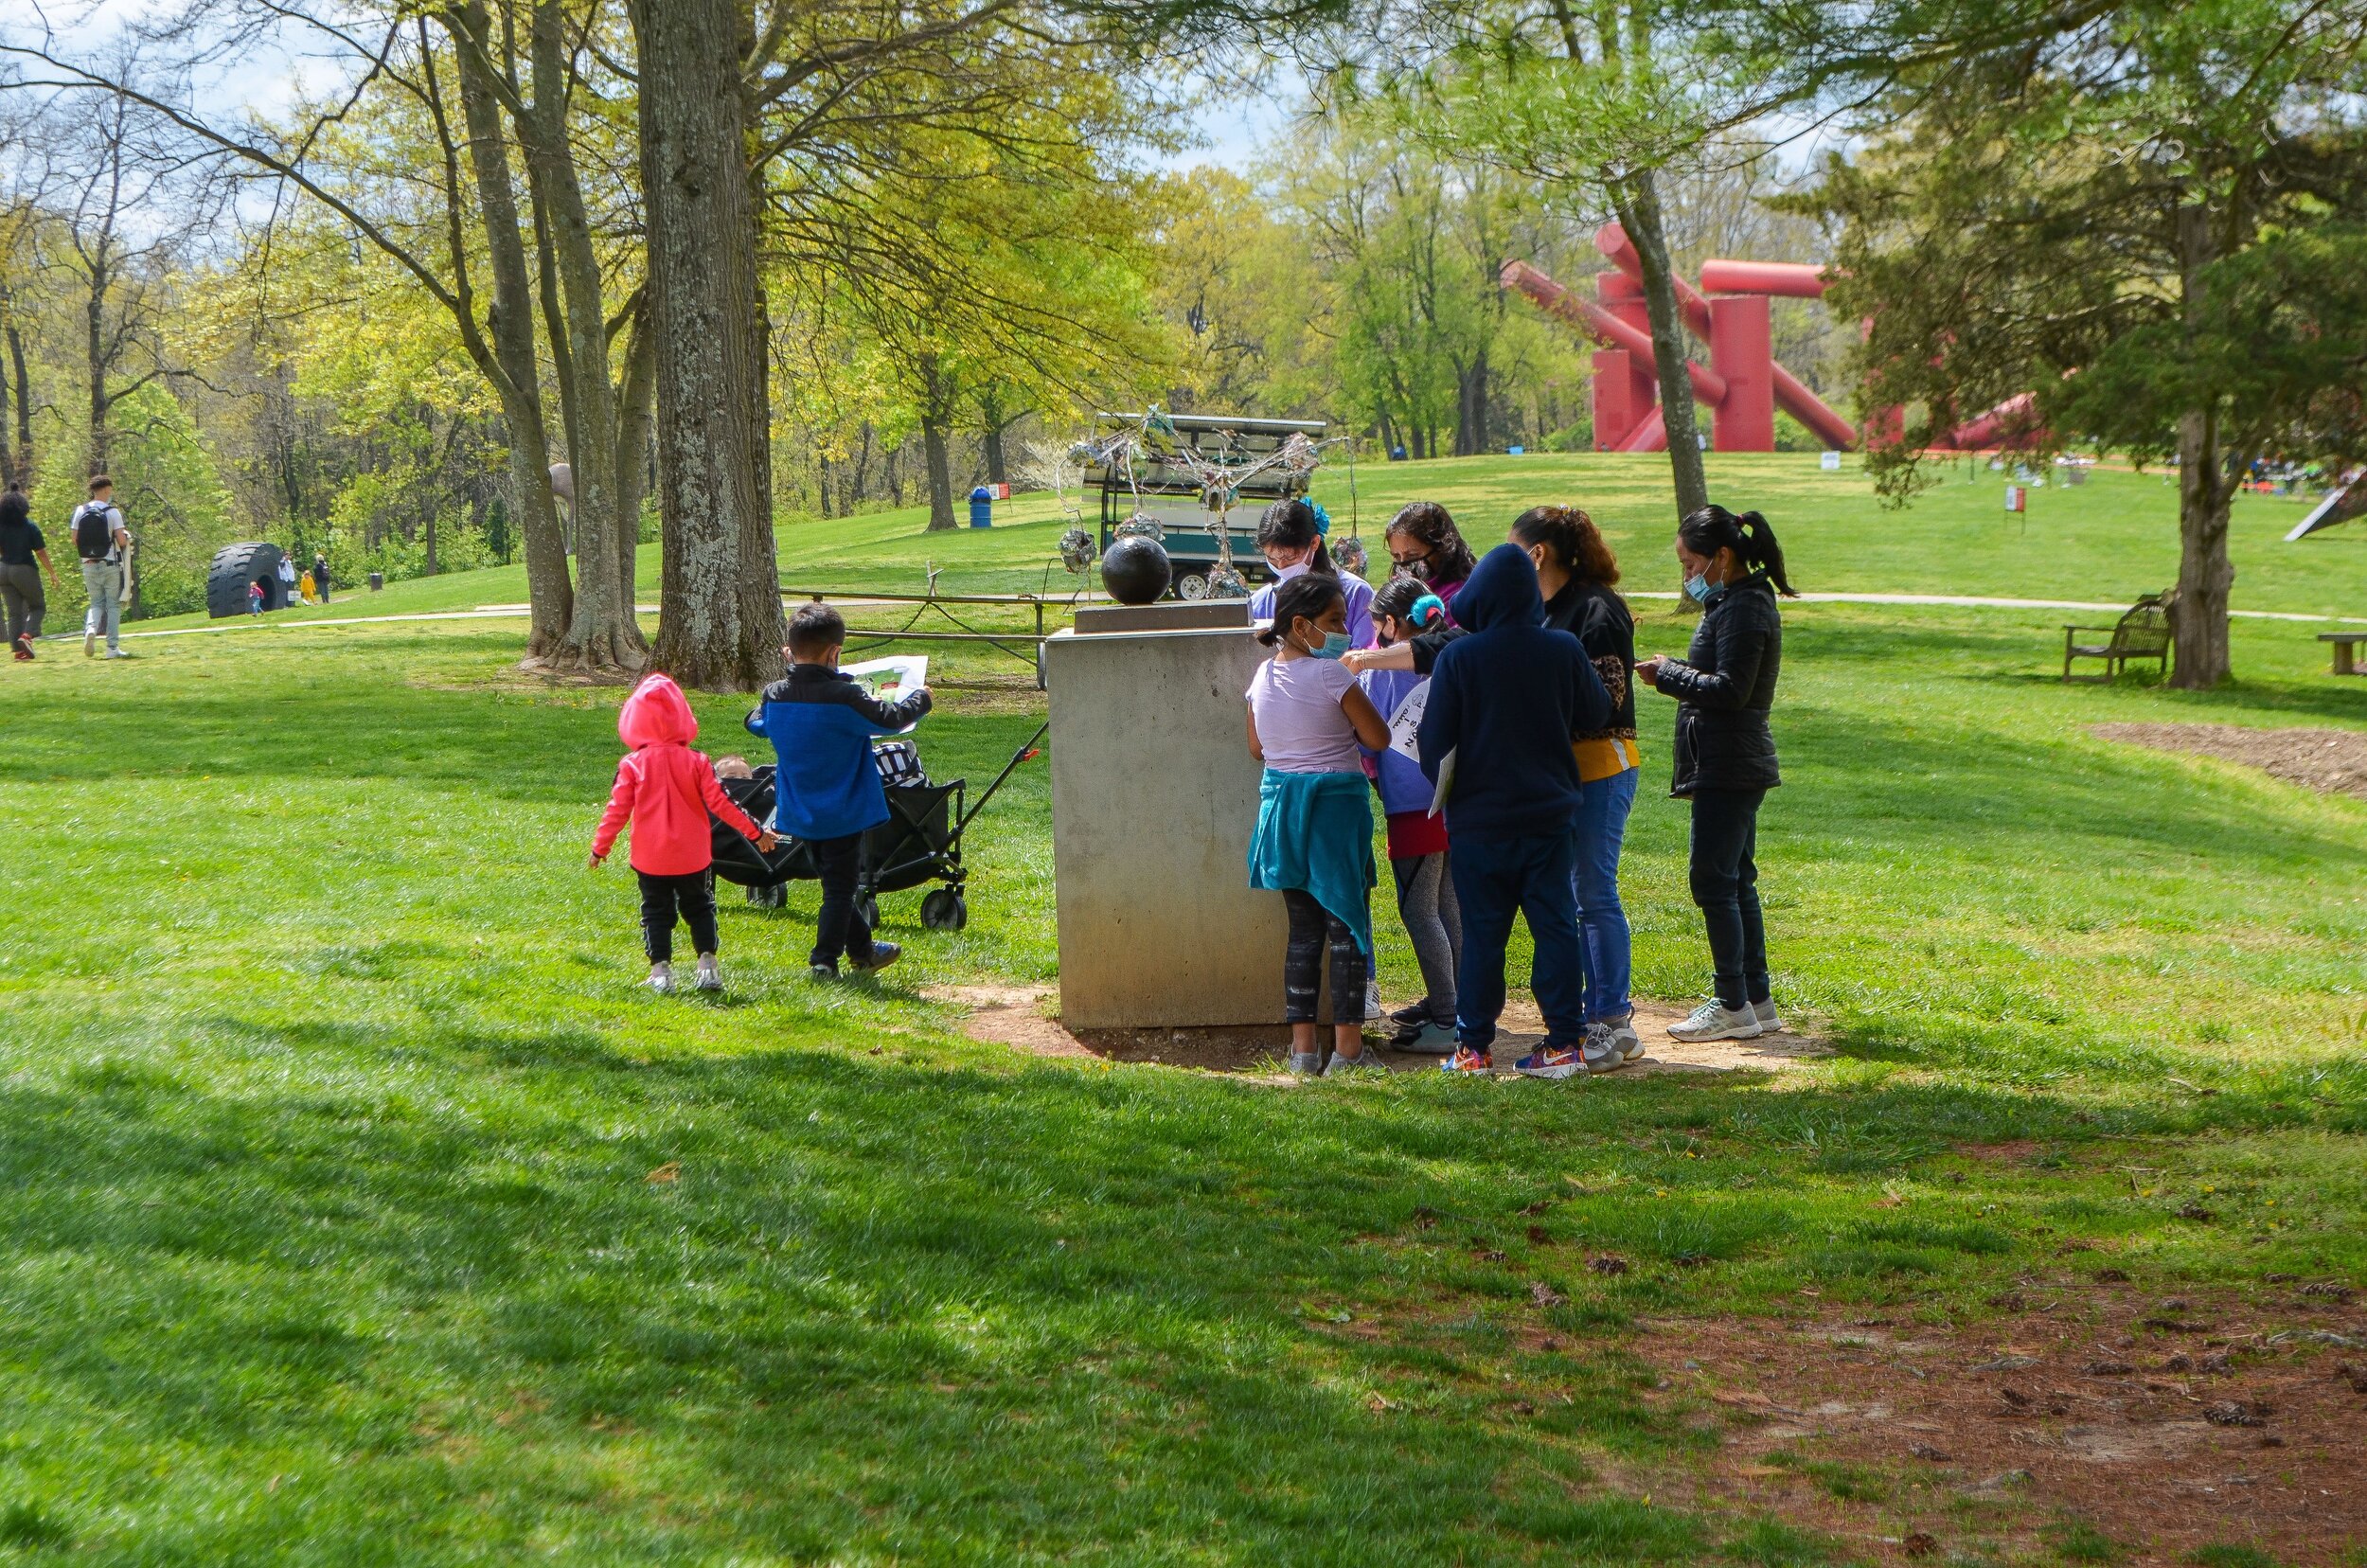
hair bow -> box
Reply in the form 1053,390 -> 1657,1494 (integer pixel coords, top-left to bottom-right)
1308,500 -> 1331,537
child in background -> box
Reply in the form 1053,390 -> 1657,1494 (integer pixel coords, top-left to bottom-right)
1415,544 -> 1611,1078
746,602 -> 933,978
1246,573 -> 1393,1077
1248,496 -> 1375,648
1359,577 -> 1460,1054
590,672 -> 778,993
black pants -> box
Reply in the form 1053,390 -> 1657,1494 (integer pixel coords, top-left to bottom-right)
810,833 -> 873,970
1282,888 -> 1365,1027
637,869 -> 718,964
3,564 -> 44,644
1688,788 -> 1770,1010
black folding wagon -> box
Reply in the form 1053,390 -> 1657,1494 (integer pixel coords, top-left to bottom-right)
709,722 -> 1045,934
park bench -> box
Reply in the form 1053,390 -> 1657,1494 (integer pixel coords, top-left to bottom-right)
2061,592 -> 2175,683
2321,631 -> 2367,676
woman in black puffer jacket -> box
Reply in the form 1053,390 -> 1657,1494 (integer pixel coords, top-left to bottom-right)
1636,505 -> 1795,1045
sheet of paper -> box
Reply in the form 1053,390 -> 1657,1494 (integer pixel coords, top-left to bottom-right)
1385,679 -> 1429,762
842,654 -> 929,734
1429,746 -> 1454,817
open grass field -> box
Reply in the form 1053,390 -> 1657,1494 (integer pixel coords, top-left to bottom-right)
4,454 -> 2364,1564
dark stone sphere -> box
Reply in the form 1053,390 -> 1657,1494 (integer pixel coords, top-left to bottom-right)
1099,535 -> 1172,605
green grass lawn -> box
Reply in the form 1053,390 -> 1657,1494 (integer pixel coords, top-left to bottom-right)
3,466 -> 2364,1563
118,451 -> 2366,636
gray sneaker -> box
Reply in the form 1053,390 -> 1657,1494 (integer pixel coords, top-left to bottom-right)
1667,1000 -> 1762,1042
1397,1020 -> 1461,1056
643,964 -> 674,994
1752,999 -> 1783,1033
1325,1048 -> 1385,1078
1288,1051 -> 1324,1078
1602,1015 -> 1645,1061
694,958 -> 722,992
1579,1022 -> 1628,1073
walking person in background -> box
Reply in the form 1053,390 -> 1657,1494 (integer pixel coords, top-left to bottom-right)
1249,496 -> 1376,649
1508,505 -> 1645,1071
312,551 -> 331,603
73,475 -> 131,659
1381,501 -> 1478,620
1636,506 -> 1795,1043
1358,577 -> 1460,1053
1,488 -> 59,660
277,551 -> 297,606
1245,572 -> 1391,1078
1415,544 -> 1610,1079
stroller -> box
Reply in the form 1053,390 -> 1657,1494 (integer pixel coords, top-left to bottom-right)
711,722 -> 1046,933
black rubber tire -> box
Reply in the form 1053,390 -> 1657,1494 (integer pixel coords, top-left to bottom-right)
745,882 -> 785,909
205,541 -> 289,618
852,890 -> 879,930
919,888 -> 968,932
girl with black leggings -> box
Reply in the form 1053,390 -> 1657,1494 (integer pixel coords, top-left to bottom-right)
1636,506 -> 1795,1043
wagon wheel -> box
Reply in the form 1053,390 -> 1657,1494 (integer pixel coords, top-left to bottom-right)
920,888 -> 969,932
1175,572 -> 1209,601
852,890 -> 879,930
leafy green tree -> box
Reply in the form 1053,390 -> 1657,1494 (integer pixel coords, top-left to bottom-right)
1794,0 -> 2367,686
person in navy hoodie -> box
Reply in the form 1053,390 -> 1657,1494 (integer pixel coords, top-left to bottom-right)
1415,543 -> 1610,1079
746,602 -> 933,978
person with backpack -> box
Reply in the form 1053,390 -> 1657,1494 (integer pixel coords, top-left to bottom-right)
73,475 -> 131,659
1,487 -> 60,660
312,551 -> 331,603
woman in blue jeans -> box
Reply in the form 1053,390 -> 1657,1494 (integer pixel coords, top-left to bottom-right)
1508,507 -> 1644,1071
1636,505 -> 1795,1043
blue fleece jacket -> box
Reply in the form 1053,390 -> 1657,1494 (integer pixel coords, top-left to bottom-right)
744,665 -> 932,841
1415,543 -> 1611,839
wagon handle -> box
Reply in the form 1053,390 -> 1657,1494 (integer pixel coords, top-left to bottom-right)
954,721 -> 1049,836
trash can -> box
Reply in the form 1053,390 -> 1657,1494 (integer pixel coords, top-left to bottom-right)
969,487 -> 993,528
368,572 -> 384,592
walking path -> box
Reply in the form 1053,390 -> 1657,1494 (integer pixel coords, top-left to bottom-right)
40,592 -> 2367,645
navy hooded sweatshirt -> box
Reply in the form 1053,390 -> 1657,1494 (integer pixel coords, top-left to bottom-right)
1415,543 -> 1611,839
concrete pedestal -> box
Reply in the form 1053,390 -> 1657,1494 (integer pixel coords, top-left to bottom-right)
1043,624 -> 1285,1028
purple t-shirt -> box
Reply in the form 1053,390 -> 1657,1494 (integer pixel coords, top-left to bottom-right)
1246,654 -> 1362,775
1250,567 -> 1376,649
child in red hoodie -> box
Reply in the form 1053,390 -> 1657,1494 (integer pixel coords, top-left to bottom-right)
591,673 -> 777,992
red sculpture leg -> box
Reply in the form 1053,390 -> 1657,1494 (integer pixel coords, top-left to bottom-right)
1710,294 -> 1774,453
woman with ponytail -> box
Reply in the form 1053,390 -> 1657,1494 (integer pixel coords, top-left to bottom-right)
1250,496 -> 1375,648
1635,505 -> 1795,1044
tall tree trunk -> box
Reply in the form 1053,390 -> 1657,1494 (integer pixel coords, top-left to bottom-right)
0,332 -> 15,489
2169,203 -> 2232,688
8,324 -> 30,484
978,385 -> 1013,486
633,0 -> 787,690
1612,173 -> 1709,519
513,0 -> 643,672
1454,350 -> 1489,455
450,4 -> 571,656
613,294 -> 656,616
85,276 -> 108,474
922,417 -> 957,530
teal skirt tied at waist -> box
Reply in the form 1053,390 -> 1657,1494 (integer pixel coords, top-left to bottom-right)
1247,767 -> 1376,954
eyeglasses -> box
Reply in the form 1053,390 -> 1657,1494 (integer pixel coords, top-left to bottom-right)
1389,550 -> 1431,569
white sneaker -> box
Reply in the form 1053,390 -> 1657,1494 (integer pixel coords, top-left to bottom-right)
1579,1023 -> 1628,1074
694,958 -> 722,992
1667,1001 -> 1761,1042
83,631 -> 96,657
644,964 -> 674,994
105,649 -> 131,659
1753,999 -> 1782,1033
1364,977 -> 1385,1023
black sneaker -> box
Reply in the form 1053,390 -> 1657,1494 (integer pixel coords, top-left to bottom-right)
808,962 -> 838,981
851,941 -> 900,973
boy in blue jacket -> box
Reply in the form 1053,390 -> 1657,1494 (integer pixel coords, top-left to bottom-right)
1416,543 -> 1611,1078
746,603 -> 933,977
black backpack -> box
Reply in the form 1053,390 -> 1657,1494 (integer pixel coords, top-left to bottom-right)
73,503 -> 114,561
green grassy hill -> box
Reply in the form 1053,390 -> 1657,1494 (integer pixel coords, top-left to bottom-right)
126,452 -> 2364,636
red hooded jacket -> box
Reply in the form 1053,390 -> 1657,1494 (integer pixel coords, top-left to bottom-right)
592,674 -> 763,874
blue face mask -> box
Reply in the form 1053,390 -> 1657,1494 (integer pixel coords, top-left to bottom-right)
1311,631 -> 1352,661
1684,572 -> 1717,604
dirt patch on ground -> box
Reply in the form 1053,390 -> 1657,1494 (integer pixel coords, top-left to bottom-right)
929,984 -> 1832,1079
1637,1286 -> 2367,1564
2094,723 -> 2367,799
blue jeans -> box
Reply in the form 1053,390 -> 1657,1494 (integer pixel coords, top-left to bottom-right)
1449,830 -> 1586,1052
1574,767 -> 1638,1023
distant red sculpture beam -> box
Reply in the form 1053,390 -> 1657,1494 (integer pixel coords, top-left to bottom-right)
1593,225 -> 1859,450
1700,258 -> 1833,298
1499,259 -> 1730,406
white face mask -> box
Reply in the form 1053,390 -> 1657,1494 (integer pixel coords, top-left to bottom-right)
1269,559 -> 1310,582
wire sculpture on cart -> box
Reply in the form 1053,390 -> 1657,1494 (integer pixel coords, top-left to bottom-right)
1051,407 -> 1350,600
